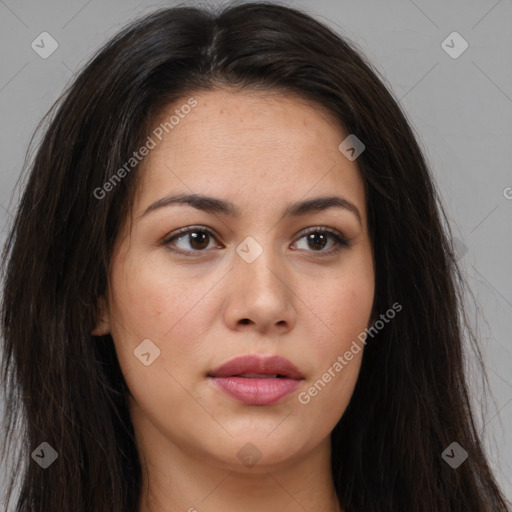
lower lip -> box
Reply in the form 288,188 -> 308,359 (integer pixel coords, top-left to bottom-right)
209,376 -> 302,405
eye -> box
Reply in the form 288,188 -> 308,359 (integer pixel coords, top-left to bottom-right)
292,227 -> 350,256
162,225 -> 350,257
162,226 -> 220,255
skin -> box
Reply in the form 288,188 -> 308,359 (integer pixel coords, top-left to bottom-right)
93,89 -> 375,512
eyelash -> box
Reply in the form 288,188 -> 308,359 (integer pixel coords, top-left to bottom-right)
162,225 -> 351,257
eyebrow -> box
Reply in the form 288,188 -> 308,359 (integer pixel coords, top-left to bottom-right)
140,193 -> 362,226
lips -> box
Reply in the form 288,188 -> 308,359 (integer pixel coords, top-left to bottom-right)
208,355 -> 304,380
208,355 -> 304,406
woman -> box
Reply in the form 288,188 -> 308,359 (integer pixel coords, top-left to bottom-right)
1,2 -> 509,511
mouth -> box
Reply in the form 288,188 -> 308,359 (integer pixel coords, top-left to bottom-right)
233,373 -> 288,378
207,355 -> 304,406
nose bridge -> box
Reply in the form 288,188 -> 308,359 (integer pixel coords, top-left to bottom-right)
234,234 -> 285,293
224,212 -> 297,334
226,232 -> 296,330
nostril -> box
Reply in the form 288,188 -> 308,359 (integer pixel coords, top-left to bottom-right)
240,318 -> 251,325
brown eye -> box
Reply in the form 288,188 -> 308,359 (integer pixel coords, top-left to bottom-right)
293,227 -> 350,255
306,232 -> 328,251
186,230 -> 210,250
163,227 -> 219,254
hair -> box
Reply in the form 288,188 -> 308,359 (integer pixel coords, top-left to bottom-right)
1,2 -> 509,511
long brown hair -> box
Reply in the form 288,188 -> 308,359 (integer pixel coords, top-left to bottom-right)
1,2 -> 509,511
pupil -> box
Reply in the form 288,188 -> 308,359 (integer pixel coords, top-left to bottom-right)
190,231 -> 209,249
308,233 -> 326,250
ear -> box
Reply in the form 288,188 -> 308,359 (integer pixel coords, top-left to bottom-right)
92,296 -> 111,336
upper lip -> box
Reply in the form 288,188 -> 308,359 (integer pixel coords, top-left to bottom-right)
208,355 -> 304,380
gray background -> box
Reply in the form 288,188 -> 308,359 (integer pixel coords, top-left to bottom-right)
1,0 -> 511,505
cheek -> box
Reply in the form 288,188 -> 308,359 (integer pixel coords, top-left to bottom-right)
296,284 -> 367,425
107,255 -> 216,377
300,354 -> 362,445
110,252 -> 183,332
308,273 -> 374,353
296,269 -> 373,411
106,261 -> 203,418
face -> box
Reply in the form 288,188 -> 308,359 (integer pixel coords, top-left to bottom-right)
94,89 -> 375,471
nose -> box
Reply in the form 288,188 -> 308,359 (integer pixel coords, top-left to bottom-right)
223,240 -> 297,335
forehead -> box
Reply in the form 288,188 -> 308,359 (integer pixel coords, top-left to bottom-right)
134,89 -> 366,221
